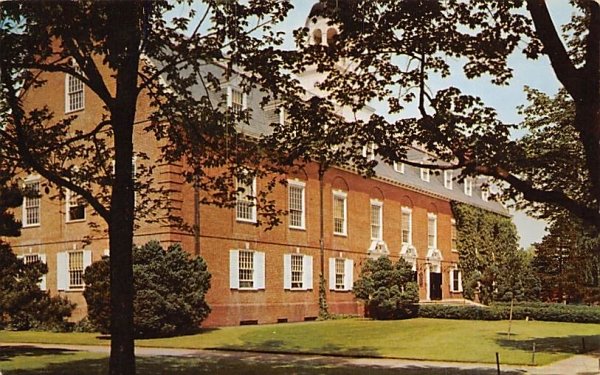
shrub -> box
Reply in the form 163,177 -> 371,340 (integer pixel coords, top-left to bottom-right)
83,240 -> 211,338
0,241 -> 74,331
353,256 -> 419,319
418,302 -> 600,323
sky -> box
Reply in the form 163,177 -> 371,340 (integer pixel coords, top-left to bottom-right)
275,2 -> 577,249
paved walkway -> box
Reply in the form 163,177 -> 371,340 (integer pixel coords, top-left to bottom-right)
2,342 -> 600,374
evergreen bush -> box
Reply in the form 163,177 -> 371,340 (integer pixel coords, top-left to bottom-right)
83,241 -> 211,338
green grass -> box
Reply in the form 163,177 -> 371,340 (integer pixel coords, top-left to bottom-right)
1,318 -> 599,368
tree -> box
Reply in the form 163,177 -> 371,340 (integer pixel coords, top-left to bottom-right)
278,0 -> 600,232
353,256 -> 419,319
0,2 -> 295,373
84,241 -> 211,338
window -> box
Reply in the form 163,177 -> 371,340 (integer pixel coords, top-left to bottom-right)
444,171 -> 453,190
450,268 -> 463,292
393,162 -> 405,173
464,177 -> 473,196
238,250 -> 254,289
227,87 -> 246,113
66,190 -> 86,222
370,200 -> 382,240
65,60 -> 84,112
482,189 -> 489,202
329,257 -> 353,291
229,250 -> 265,290
288,181 -> 305,229
57,250 -> 91,291
21,253 -> 47,290
451,219 -> 458,251
284,253 -> 313,290
401,207 -> 412,244
69,251 -> 84,289
420,168 -> 430,182
427,213 -> 437,249
333,191 -> 347,236
362,143 -> 375,161
23,180 -> 41,227
235,175 -> 257,222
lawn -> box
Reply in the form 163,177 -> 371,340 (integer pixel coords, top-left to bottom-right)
1,318 -> 599,369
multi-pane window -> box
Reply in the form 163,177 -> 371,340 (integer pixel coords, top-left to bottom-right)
66,61 -> 84,112
333,192 -> 347,235
451,269 -> 462,292
428,213 -> 437,249
444,171 -> 453,190
335,258 -> 345,290
66,190 -> 86,222
68,251 -> 84,289
370,201 -> 382,240
24,254 -> 40,264
291,254 -> 303,289
464,177 -> 473,196
362,143 -> 375,161
288,182 -> 305,229
228,87 -> 245,114
238,250 -> 254,289
235,176 -> 256,222
401,208 -> 412,244
420,168 -> 430,182
451,219 -> 458,251
23,180 -> 40,226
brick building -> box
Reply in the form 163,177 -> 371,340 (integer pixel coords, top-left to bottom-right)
6,4 -> 507,327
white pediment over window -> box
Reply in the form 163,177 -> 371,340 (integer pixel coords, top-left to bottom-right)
400,243 -> 418,271
426,248 -> 443,262
368,240 -> 389,258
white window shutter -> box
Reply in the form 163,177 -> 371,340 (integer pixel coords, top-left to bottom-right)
344,259 -> 354,291
39,253 -> 47,291
283,254 -> 292,290
226,86 -> 233,107
304,255 -> 313,290
242,93 -> 248,110
229,250 -> 239,289
83,250 -> 92,269
458,271 -> 463,292
328,258 -> 336,290
56,252 -> 67,291
255,251 -> 265,290
449,269 -> 455,292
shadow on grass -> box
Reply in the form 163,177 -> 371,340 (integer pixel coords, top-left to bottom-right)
0,346 -> 78,362
4,354 -> 525,375
496,334 -> 600,355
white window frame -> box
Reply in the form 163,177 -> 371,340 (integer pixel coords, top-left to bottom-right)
420,168 -> 430,182
451,218 -> 458,252
427,212 -> 438,249
22,177 -> 41,227
229,250 -> 265,290
227,86 -> 247,113
482,189 -> 489,202
283,253 -> 313,291
235,175 -> 257,223
332,190 -> 348,236
444,170 -> 453,190
329,257 -> 353,291
401,207 -> 412,245
393,162 -> 405,173
370,199 -> 383,241
57,249 -> 91,291
288,180 -> 306,230
464,177 -> 473,196
65,59 -> 85,113
362,143 -> 376,161
450,267 -> 463,292
66,189 -> 86,223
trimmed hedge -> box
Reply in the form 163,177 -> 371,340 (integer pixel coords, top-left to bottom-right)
418,303 -> 600,323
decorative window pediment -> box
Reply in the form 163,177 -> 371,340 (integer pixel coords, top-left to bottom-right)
368,240 -> 389,258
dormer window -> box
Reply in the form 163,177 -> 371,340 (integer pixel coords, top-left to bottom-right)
464,177 -> 473,196
326,28 -> 338,46
420,168 -> 430,182
227,87 -> 247,113
444,171 -> 453,190
313,29 -> 323,45
362,143 -> 375,161
65,59 -> 84,113
393,162 -> 405,174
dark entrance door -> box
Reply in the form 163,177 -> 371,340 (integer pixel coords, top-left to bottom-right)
430,272 -> 442,300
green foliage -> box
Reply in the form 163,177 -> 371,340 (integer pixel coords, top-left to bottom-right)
419,302 -> 600,323
452,202 -> 540,304
84,241 -> 211,338
533,213 -> 600,304
353,256 -> 419,319
0,242 -> 74,331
